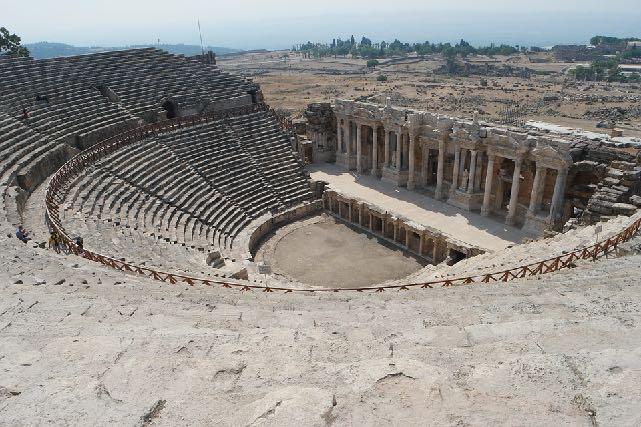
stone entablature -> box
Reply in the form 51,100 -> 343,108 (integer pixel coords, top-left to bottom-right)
331,99 -> 576,232
323,190 -> 484,265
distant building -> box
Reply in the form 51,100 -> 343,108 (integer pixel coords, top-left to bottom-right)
551,45 -> 595,62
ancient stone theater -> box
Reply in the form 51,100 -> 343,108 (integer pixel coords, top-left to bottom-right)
2,47 -> 641,425
0,48 -> 640,287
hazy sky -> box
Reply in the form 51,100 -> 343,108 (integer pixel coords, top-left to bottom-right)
5,0 -> 641,49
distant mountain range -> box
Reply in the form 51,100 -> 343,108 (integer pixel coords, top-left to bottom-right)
24,42 -> 244,59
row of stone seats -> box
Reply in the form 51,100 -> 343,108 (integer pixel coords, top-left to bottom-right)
44,48 -> 256,116
59,110 -> 312,259
161,121 -> 283,218
0,57 -> 136,145
58,204 -> 238,279
0,113 -> 62,223
226,111 -> 313,206
62,137 -> 252,253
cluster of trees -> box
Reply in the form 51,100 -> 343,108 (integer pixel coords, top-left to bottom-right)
590,35 -> 641,46
570,58 -> 641,83
0,27 -> 29,57
621,46 -> 641,60
293,36 -> 533,59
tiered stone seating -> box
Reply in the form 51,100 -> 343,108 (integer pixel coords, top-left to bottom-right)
0,49 -> 311,279
60,111 -> 313,257
48,48 -> 257,117
226,111 -> 313,206
0,113 -> 57,223
162,121 -> 284,219
0,57 -> 136,145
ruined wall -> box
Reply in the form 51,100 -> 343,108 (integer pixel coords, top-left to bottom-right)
247,200 -> 324,257
323,190 -> 484,265
303,103 -> 336,163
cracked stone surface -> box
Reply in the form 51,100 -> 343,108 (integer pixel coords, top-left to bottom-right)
1,232 -> 641,425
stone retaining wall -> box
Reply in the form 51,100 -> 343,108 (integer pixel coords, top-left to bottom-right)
246,200 -> 324,258
322,189 -> 485,265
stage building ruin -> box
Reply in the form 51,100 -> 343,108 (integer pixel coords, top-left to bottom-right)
302,99 -> 641,234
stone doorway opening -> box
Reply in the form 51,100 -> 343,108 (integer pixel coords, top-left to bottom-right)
162,100 -> 178,119
448,248 -> 467,265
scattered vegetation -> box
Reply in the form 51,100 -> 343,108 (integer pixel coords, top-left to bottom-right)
293,36 -> 527,59
0,27 -> 29,57
570,57 -> 641,83
590,35 -> 641,46
376,74 -> 388,82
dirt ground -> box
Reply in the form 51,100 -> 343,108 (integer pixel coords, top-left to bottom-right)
259,215 -> 423,288
219,51 -> 641,137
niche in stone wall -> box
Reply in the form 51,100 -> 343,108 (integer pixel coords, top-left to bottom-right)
162,100 -> 178,119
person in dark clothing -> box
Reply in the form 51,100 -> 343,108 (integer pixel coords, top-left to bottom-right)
75,236 -> 84,254
16,225 -> 30,243
21,107 -> 28,120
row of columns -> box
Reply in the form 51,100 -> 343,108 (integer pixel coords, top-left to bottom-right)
451,147 -> 485,194
336,116 -> 569,227
323,191 -> 458,263
479,154 -> 568,225
338,116 -> 416,177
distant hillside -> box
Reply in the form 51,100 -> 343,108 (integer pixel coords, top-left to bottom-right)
24,42 -> 242,59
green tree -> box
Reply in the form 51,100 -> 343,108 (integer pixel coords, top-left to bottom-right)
366,59 -> 379,68
0,27 -> 29,57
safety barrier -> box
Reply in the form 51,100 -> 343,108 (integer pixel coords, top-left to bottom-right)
45,108 -> 641,294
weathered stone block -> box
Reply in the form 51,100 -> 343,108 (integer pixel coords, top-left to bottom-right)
612,203 -> 637,215
629,195 -> 641,207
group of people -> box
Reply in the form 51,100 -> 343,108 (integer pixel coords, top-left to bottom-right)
15,224 -> 84,255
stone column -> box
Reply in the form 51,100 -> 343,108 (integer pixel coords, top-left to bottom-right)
481,154 -> 496,216
474,153 -> 483,192
467,150 -> 477,194
408,134 -> 416,190
549,168 -> 568,223
505,157 -> 523,226
356,123 -> 362,173
528,164 -> 547,214
336,117 -> 342,153
458,149 -> 467,187
395,132 -> 402,170
384,128 -> 390,167
422,146 -> 429,186
345,121 -> 352,156
435,140 -> 445,199
371,125 -> 378,176
451,145 -> 461,194
419,232 -> 425,256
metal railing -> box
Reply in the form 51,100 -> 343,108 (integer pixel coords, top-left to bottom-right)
44,109 -> 641,294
